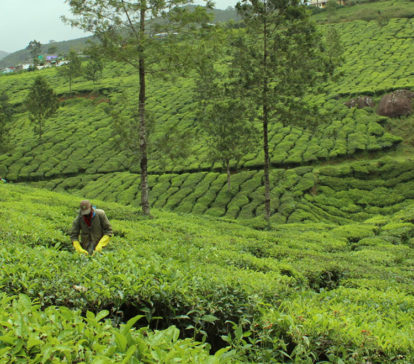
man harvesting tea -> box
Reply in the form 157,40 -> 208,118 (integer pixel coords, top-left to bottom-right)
71,200 -> 113,255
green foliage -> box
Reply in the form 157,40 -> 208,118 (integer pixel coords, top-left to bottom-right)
0,293 -> 229,363
313,0 -> 414,23
0,6 -> 413,359
57,49 -> 82,94
83,44 -> 104,87
0,91 -> 13,153
25,76 -> 59,139
193,31 -> 259,188
1,183 -> 414,362
26,40 -> 41,64
323,18 -> 414,96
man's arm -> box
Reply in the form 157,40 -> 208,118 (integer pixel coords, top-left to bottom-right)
70,216 -> 81,242
100,211 -> 113,237
94,210 -> 113,253
70,215 -> 88,255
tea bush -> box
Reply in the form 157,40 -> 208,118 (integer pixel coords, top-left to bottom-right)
1,183 -> 414,361
0,293 -> 230,363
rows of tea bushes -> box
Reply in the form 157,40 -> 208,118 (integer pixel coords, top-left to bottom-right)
1,183 -> 413,361
313,0 -> 414,24
0,89 -> 400,181
1,14 -> 411,182
324,17 -> 414,96
28,156 -> 414,225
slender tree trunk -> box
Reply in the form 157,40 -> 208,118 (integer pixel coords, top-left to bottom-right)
139,6 -> 150,216
69,74 -> 72,94
263,9 -> 271,223
38,119 -> 43,140
226,159 -> 231,193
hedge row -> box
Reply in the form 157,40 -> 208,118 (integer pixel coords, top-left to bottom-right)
324,17 -> 414,96
1,16 -> 408,181
1,184 -> 413,361
26,157 -> 414,225
0,91 -> 400,181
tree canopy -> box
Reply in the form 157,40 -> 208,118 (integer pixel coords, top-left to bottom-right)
25,76 -> 59,139
65,0 -> 213,215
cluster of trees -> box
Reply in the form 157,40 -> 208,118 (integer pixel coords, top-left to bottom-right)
64,0 -> 340,221
2,0 -> 341,222
0,42 -> 101,144
57,47 -> 105,93
67,0 -> 341,221
25,39 -> 104,93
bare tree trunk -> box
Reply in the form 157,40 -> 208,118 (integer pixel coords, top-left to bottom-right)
226,159 -> 231,193
263,7 -> 271,223
139,6 -> 150,216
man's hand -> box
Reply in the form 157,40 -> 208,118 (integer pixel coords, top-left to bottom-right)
73,241 -> 88,255
94,235 -> 110,253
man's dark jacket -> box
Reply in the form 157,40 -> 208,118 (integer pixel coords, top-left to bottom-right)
70,208 -> 113,254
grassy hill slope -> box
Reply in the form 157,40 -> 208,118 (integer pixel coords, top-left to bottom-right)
1,12 -> 413,223
1,183 -> 413,361
1,3 -> 414,361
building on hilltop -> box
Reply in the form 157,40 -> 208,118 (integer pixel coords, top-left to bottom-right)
46,55 -> 58,63
15,64 -> 33,71
1,67 -> 15,74
308,0 -> 345,8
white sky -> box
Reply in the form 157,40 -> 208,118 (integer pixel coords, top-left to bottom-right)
0,0 -> 238,53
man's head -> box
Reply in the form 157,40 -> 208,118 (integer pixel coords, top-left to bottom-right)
79,200 -> 92,215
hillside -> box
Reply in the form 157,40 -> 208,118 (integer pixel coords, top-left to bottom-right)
312,0 -> 414,23
0,10 -> 413,223
1,1 -> 414,362
0,7 -> 239,68
1,183 -> 413,361
0,50 -> 8,60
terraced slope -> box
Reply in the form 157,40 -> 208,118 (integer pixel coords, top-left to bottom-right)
325,17 -> 414,96
1,183 -> 413,362
0,13 -> 413,223
27,156 -> 414,225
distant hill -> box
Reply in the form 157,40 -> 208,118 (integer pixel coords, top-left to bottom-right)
0,51 -> 8,61
0,37 -> 93,68
0,7 -> 239,68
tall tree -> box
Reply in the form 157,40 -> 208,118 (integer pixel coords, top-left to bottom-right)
65,0 -> 212,216
0,92 -> 13,153
25,76 -> 59,139
194,34 -> 258,191
26,40 -> 42,65
324,25 -> 344,77
325,0 -> 337,21
58,50 -> 82,94
84,45 -> 104,88
234,0 -> 333,222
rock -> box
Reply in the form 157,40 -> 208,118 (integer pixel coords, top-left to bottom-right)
377,90 -> 414,117
345,96 -> 375,109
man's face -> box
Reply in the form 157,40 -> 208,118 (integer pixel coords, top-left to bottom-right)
80,200 -> 91,215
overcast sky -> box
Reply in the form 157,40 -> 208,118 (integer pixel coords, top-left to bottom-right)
0,0 -> 238,53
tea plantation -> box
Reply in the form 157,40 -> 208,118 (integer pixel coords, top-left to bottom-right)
1,0 -> 414,362
1,183 -> 414,362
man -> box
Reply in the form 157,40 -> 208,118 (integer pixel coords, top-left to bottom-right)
71,200 -> 113,255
